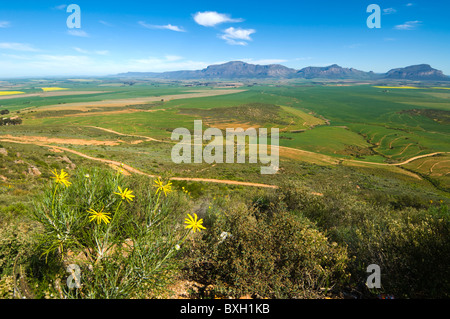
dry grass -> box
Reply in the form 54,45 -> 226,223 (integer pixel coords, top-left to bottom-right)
0,134 -> 120,146
37,90 -> 246,112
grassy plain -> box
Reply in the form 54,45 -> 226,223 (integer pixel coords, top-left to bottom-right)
0,79 -> 449,299
0,79 -> 450,298
0,80 -> 448,191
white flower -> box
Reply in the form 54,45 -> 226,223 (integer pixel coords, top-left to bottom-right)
175,244 -> 181,251
219,231 -> 232,242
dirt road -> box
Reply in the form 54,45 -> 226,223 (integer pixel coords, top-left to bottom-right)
346,152 -> 450,167
0,138 -> 279,189
1,127 -> 447,189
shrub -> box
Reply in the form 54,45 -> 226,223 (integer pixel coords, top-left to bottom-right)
0,222 -> 35,277
278,181 -> 450,298
184,198 -> 350,299
30,168 -> 192,299
345,204 -> 450,298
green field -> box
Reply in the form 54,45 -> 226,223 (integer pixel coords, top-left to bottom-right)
1,80 -> 448,191
1,79 -> 449,299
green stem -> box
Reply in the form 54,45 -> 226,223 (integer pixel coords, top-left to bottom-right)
97,199 -> 124,261
147,192 -> 161,228
51,184 -> 59,216
154,230 -> 191,271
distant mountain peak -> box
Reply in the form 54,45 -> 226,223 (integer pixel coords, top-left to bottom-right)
115,61 -> 449,81
296,64 -> 374,79
385,64 -> 448,81
201,61 -> 297,78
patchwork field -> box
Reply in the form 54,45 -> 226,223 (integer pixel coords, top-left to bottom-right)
1,78 -> 449,300
0,80 -> 448,195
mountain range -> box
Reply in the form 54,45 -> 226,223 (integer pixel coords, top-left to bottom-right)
116,61 -> 449,81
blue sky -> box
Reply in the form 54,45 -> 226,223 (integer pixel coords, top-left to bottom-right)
0,0 -> 449,77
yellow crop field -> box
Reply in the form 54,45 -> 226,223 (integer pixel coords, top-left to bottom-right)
373,86 -> 420,89
375,86 -> 450,90
0,91 -> 25,96
41,87 -> 69,92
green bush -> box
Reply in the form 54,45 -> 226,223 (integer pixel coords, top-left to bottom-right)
30,168 -> 192,299
184,198 -> 350,299
345,204 -> 450,298
0,222 -> 35,277
278,182 -> 450,298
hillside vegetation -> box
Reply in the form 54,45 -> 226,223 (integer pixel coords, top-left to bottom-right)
0,79 -> 449,299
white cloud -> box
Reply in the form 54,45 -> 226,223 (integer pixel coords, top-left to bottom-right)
220,27 -> 256,46
99,20 -> 113,27
138,21 -> 152,28
193,11 -> 243,27
95,50 -> 109,55
164,55 -> 183,61
0,42 -> 39,52
25,55 -> 92,71
1,53 -> 31,60
157,24 -> 185,32
242,58 -> 288,65
383,8 -> 397,15
0,52 -> 221,77
138,21 -> 185,32
406,3 -> 414,7
0,21 -> 11,28
73,47 -> 109,55
294,57 -> 313,61
128,56 -> 208,72
73,47 -> 89,54
394,20 -> 422,30
53,4 -> 68,11
36,55 -> 90,64
67,29 -> 89,37
0,53 -> 118,77
346,43 -> 362,49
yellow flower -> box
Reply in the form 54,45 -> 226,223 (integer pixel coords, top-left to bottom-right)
153,178 -> 172,196
114,186 -> 135,202
184,213 -> 206,233
51,169 -> 72,187
88,208 -> 111,225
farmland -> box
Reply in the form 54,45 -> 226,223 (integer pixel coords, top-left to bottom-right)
0,78 -> 449,299
1,80 -> 447,188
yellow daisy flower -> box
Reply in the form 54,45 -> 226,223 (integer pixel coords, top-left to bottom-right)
88,208 -> 111,225
51,169 -> 72,187
184,213 -> 206,233
153,178 -> 173,196
114,186 -> 135,202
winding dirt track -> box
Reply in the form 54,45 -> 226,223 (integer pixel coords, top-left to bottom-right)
1,125 -> 448,189
85,126 -> 162,142
346,152 -> 450,167
0,138 -> 278,189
